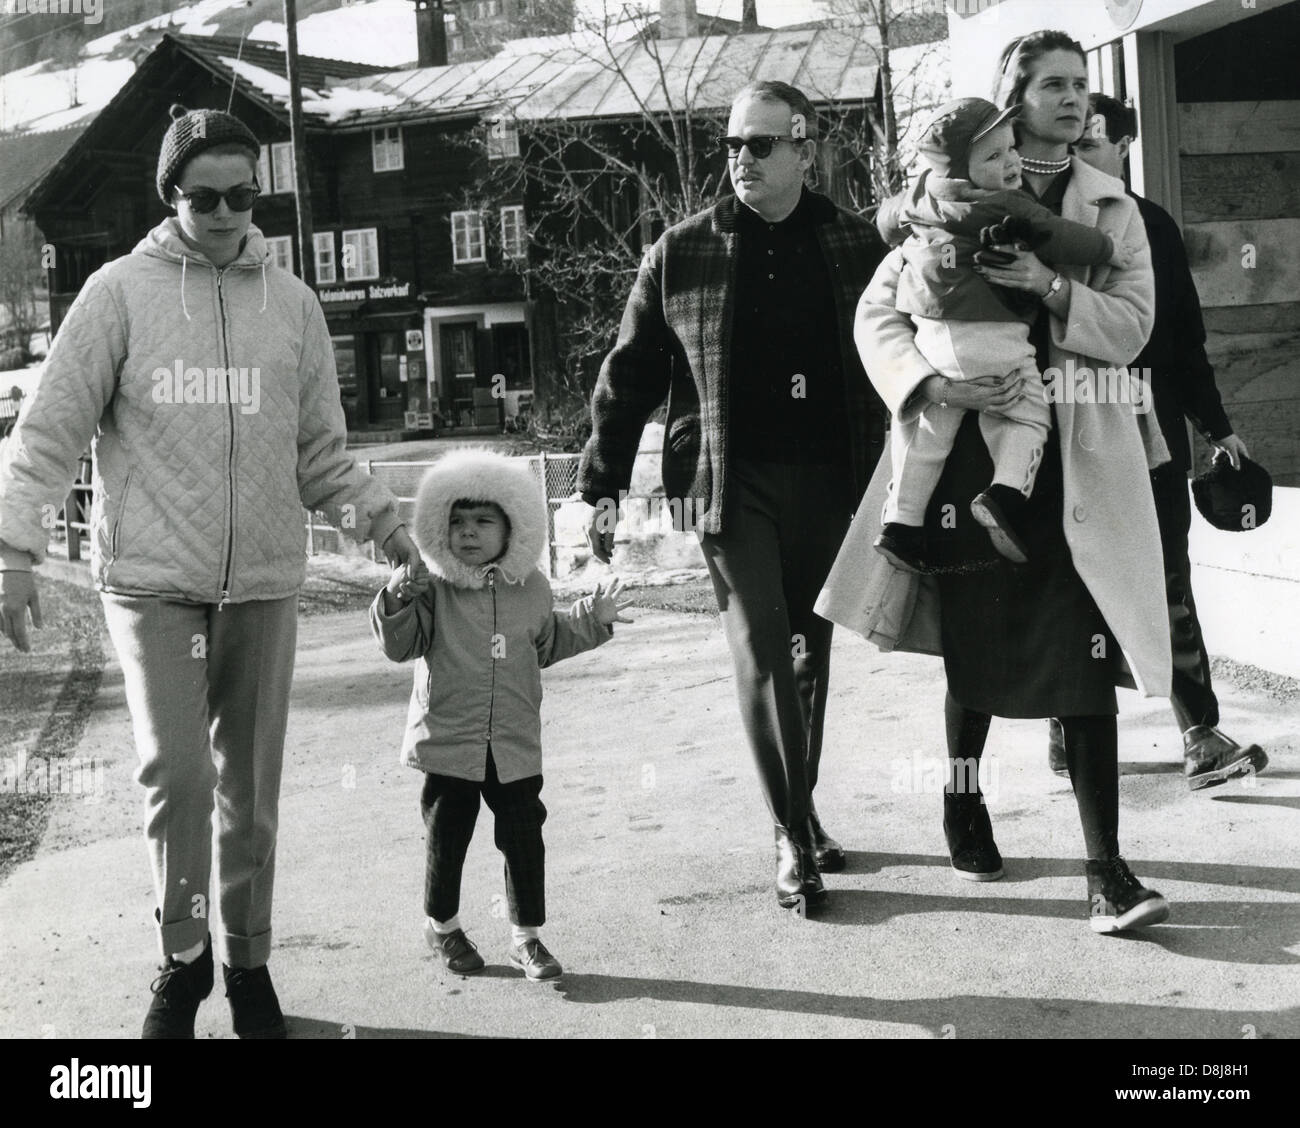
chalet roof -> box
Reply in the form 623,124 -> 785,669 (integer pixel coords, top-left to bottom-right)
278,27 -> 879,127
0,126 -> 91,212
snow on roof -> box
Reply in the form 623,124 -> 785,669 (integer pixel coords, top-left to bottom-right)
318,27 -> 879,127
0,0 -> 416,132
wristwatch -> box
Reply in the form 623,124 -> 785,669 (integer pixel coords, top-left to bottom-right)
1042,272 -> 1065,300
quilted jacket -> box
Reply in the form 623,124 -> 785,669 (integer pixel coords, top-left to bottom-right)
577,190 -> 888,534
370,449 -> 612,783
0,219 -> 401,603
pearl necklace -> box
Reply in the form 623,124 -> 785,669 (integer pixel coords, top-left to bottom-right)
1021,154 -> 1071,175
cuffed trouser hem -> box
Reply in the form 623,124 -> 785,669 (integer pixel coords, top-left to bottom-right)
157,914 -> 210,960
222,929 -> 273,970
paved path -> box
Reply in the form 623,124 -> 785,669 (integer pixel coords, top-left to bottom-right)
2,605 -> 1297,1039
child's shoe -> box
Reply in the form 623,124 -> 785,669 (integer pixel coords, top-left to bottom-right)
509,938 -> 562,982
142,935 -> 213,1039
970,485 -> 1030,563
423,919 -> 486,974
1086,857 -> 1170,934
873,522 -> 929,573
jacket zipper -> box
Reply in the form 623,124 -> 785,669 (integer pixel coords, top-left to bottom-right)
486,568 -> 497,747
216,267 -> 237,610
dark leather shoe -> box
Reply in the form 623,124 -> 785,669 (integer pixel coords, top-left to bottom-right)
943,795 -> 1004,881
1183,725 -> 1268,791
1086,857 -> 1169,933
970,485 -> 1030,564
142,936 -> 213,1039
423,919 -> 486,974
774,825 -> 825,910
808,808 -> 846,873
1047,718 -> 1068,776
873,522 -> 928,574
224,963 -> 288,1039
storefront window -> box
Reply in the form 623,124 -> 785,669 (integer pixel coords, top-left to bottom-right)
378,332 -> 405,402
331,335 -> 359,402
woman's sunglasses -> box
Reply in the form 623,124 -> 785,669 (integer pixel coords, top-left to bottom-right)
173,185 -> 261,214
719,135 -> 802,160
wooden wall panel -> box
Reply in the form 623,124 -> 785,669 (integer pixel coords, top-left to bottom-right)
1197,329 -> 1300,486
1203,302 -> 1300,335
1181,153 -> 1300,223
1183,218 -> 1300,307
1178,101 -> 1300,155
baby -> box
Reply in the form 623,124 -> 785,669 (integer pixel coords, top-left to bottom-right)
872,97 -> 1135,570
371,449 -> 631,982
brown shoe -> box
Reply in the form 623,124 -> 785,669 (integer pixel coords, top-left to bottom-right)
1183,725 -> 1268,791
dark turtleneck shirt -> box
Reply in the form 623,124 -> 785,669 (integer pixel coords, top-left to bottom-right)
729,189 -> 850,466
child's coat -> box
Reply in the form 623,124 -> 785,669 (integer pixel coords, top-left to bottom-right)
371,449 -> 611,782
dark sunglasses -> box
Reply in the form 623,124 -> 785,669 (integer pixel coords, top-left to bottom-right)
173,184 -> 260,214
719,135 -> 802,159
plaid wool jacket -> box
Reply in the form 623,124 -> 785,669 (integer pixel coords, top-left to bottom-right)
577,189 -> 888,535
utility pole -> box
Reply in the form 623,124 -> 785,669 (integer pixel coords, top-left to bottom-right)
283,0 -> 316,287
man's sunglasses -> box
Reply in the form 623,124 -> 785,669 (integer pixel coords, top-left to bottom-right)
173,184 -> 261,213
719,135 -> 803,159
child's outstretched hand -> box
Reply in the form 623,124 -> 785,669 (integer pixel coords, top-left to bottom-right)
385,559 -> 431,609
591,578 -> 634,627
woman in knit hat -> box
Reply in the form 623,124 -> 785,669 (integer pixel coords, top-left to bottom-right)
0,104 -> 423,1037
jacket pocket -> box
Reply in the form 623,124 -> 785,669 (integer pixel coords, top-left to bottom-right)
662,413 -> 703,504
108,469 -> 135,564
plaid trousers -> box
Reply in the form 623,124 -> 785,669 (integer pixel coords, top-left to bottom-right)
420,747 -> 547,927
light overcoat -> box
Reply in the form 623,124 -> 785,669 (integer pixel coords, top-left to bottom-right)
817,158 -> 1173,699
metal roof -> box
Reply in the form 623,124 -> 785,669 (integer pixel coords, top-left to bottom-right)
225,27 -> 883,127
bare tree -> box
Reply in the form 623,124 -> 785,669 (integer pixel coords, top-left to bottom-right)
0,222 -> 44,368
465,2 -> 879,440
824,0 -> 950,202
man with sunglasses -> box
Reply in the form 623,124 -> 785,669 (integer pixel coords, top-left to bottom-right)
0,104 -> 421,1038
578,81 -> 887,911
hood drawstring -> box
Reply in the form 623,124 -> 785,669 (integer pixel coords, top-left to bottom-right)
180,255 -> 192,321
259,262 -> 267,313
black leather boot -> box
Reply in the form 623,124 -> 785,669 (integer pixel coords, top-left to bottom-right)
1086,857 -> 1169,933
807,805 -> 846,873
942,793 -> 1004,882
774,825 -> 825,910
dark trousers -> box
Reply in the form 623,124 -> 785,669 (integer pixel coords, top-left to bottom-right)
1150,464 -> 1218,731
420,749 -> 547,927
698,459 -> 855,832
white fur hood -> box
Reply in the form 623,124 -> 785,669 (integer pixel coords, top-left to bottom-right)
412,448 -> 546,589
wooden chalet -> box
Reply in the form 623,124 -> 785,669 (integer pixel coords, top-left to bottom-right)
24,21 -> 885,437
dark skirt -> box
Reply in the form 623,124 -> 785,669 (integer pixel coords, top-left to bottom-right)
925,407 -> 1119,718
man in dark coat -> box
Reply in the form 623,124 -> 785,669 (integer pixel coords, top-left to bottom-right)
577,81 -> 887,909
1062,93 -> 1267,790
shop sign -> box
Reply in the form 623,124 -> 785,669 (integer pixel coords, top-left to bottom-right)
318,281 -> 413,304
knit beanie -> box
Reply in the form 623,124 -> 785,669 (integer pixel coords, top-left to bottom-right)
156,104 -> 261,204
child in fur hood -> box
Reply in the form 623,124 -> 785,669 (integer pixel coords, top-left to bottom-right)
370,449 -> 632,982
